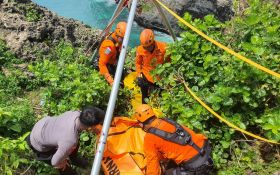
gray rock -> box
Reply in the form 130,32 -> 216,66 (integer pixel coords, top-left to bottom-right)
0,0 -> 100,60
135,0 -> 234,35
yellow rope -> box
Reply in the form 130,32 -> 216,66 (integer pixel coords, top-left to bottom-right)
179,79 -> 279,144
156,0 -> 280,79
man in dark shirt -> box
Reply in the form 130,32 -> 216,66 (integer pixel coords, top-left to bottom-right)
26,106 -> 105,175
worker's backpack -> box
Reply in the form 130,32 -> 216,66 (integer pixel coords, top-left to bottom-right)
147,118 -> 206,156
92,34 -> 118,70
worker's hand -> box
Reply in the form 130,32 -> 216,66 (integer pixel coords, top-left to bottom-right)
55,159 -> 69,171
109,80 -> 114,86
105,73 -> 114,86
137,73 -> 143,78
90,124 -> 102,134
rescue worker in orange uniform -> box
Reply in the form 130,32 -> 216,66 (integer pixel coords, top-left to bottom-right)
134,104 -> 213,175
135,29 -> 169,103
98,21 -> 127,86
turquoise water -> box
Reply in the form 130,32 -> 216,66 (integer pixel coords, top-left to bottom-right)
32,0 -> 173,47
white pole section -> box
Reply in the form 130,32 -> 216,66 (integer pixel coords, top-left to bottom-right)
90,0 -> 138,174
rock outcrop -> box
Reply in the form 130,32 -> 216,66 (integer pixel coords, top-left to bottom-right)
0,0 -> 100,60
135,0 -> 234,35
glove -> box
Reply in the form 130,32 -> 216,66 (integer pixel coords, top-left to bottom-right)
105,73 -> 114,86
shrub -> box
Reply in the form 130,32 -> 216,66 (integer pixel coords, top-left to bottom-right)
152,0 -> 280,168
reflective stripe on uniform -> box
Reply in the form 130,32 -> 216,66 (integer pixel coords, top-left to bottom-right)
105,47 -> 112,55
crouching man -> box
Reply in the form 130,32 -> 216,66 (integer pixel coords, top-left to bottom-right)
134,104 -> 214,175
26,106 -> 105,175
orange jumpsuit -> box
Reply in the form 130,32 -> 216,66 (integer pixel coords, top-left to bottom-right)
135,41 -> 167,83
144,119 -> 207,175
99,38 -> 120,85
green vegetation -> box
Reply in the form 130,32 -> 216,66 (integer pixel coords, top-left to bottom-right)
0,39 -> 131,174
150,0 -> 279,173
25,7 -> 42,22
0,0 -> 279,174
22,4 -> 43,22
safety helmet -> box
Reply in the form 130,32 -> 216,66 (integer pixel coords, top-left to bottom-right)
134,104 -> 155,123
140,29 -> 155,47
115,22 -> 127,38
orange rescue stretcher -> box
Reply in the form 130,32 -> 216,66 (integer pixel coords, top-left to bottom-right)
96,117 -> 146,175
95,72 -> 164,174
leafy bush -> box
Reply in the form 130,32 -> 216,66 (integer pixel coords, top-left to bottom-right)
28,42 -> 111,115
0,40 -> 18,66
29,41 -> 132,115
0,133 -> 56,175
152,0 -> 280,169
1,0 -> 279,174
0,101 -> 35,138
0,134 -> 30,175
19,3 -> 43,22
218,142 -> 280,175
256,107 -> 280,141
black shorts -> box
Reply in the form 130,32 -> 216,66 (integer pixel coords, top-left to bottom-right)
25,135 -> 56,165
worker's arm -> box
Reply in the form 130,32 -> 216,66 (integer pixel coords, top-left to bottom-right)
144,136 -> 161,175
51,141 -> 76,168
99,46 -> 114,85
135,51 -> 143,76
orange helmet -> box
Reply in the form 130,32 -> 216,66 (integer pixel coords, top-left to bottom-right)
140,29 -> 155,47
134,104 -> 155,123
115,22 -> 127,38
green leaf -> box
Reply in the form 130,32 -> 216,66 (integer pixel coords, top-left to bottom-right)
201,44 -> 211,52
212,103 -> 221,111
251,36 -> 263,45
239,122 -> 246,130
6,169 -> 13,175
223,98 -> 233,106
82,136 -> 89,142
246,14 -> 260,25
243,95 -> 250,103
220,141 -> 230,149
192,86 -> 199,92
252,47 -> 265,55
10,124 -> 22,132
266,25 -> 279,33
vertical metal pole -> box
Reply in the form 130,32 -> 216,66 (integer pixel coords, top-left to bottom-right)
152,0 -> 177,41
90,0 -> 138,174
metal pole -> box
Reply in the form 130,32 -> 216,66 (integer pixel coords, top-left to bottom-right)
103,0 -> 126,35
90,0 -> 126,62
152,0 -> 177,41
90,0 -> 138,174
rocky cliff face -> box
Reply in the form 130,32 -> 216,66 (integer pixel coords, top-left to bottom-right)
0,0 -> 100,60
135,0 -> 234,35
0,0 -> 234,60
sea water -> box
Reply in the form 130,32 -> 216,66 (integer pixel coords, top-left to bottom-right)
32,0 -> 173,47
